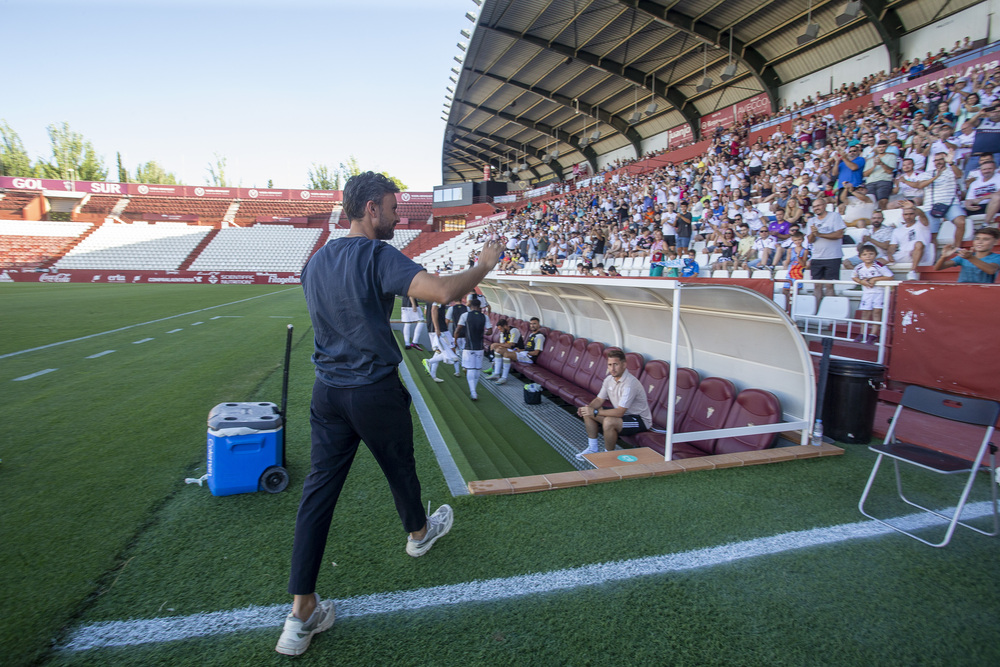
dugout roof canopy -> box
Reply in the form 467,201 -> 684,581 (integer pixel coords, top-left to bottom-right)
442,0 -> 982,185
479,275 -> 816,437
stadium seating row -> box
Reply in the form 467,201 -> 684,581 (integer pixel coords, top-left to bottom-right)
484,314 -> 782,459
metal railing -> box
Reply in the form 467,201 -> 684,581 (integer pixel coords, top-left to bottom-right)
790,278 -> 900,366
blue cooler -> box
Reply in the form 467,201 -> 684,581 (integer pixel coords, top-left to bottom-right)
206,402 -> 286,496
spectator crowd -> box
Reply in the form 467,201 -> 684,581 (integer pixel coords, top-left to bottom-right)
461,36 -> 1000,287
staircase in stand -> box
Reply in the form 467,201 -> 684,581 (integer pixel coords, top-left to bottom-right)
401,230 -> 462,259
307,229 -> 331,259
177,228 -> 220,271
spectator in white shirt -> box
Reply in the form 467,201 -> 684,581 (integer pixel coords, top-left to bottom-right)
909,151 -> 966,243
888,203 -> 935,279
965,157 -> 1000,228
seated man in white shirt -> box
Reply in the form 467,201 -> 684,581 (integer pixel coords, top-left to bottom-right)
965,157 -> 1000,228
575,349 -> 652,458
888,203 -> 935,280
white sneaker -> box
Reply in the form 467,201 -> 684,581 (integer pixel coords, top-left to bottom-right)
906,270 -> 920,280
495,377 -> 507,385
470,392 -> 478,401
406,504 -> 454,557
275,594 -> 336,656
432,377 -> 444,383
575,444 -> 600,460
454,372 -> 461,377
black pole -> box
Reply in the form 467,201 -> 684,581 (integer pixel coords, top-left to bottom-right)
815,336 -> 833,438
281,324 -> 293,468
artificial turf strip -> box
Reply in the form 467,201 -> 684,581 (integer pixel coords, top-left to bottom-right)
394,333 -> 573,479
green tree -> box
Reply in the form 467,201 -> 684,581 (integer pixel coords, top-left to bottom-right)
117,152 -> 128,183
337,155 -> 407,190
206,153 -> 227,187
307,163 -> 340,190
267,179 -> 273,188
38,122 -> 107,181
135,161 -> 180,185
0,120 -> 36,177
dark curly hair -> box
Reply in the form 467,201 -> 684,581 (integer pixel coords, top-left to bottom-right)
342,171 -> 400,221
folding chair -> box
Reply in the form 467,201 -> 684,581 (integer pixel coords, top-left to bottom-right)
858,385 -> 1000,547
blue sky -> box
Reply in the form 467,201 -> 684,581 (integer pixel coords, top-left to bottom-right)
2,0 -> 473,191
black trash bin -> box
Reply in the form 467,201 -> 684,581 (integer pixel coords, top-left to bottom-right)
822,359 -> 885,444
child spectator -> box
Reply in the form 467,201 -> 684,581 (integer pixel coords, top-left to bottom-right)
852,244 -> 894,343
933,227 -> 1000,283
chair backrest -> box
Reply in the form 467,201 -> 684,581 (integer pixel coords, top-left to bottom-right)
650,367 -> 700,429
625,352 -> 645,378
540,332 -> 575,374
730,269 -> 750,279
713,389 -> 783,455
559,337 -> 589,382
574,341 -> 606,391
815,296 -> 849,320
638,360 -> 670,415
711,269 -> 730,278
536,330 -> 562,370
900,385 -> 1000,426
678,377 -> 737,453
792,295 -> 816,318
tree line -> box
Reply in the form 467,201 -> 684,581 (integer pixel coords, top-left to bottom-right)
0,120 -> 406,190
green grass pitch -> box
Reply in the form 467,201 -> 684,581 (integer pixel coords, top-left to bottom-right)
2,283 -> 998,666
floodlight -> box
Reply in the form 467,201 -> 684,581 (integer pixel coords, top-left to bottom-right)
465,12 -> 477,22
721,63 -> 738,81
797,23 -> 820,46
454,55 -> 464,64
590,129 -> 601,142
461,29 -> 471,38
629,110 -> 642,124
645,101 -> 658,115
457,42 -> 467,51
451,67 -> 460,75
696,77 -> 713,93
836,1 -> 862,26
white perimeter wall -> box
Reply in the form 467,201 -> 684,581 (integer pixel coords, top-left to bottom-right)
778,47 -> 890,108
900,2 -> 993,56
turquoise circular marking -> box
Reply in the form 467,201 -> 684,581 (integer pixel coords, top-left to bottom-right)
617,454 -> 638,462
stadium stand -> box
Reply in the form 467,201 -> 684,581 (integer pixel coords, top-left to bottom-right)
188,225 -> 321,272
54,222 -> 212,271
0,220 -> 92,269
120,197 -> 230,224
0,190 -> 39,217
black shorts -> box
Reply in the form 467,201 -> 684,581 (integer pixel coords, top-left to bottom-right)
664,235 -> 677,247
620,414 -> 649,436
810,258 -> 842,280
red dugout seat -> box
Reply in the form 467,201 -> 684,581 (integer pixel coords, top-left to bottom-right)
672,377 -> 737,459
712,389 -> 782,455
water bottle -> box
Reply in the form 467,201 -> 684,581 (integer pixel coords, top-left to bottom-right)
811,419 -> 824,447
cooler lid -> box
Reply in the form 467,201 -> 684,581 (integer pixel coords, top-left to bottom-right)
208,402 -> 283,430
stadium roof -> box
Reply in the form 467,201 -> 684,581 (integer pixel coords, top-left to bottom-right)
441,0 -> 983,185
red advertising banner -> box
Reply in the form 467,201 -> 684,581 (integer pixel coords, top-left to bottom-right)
734,92 -> 772,121
397,192 -> 433,203
129,183 -> 184,197
2,175 -> 429,205
188,186 -> 238,198
875,51 -> 1000,104
700,106 -> 736,136
296,190 -> 342,201
0,269 -> 301,285
237,188 -> 288,199
667,123 -> 694,148
256,216 -> 308,224
142,213 -> 198,221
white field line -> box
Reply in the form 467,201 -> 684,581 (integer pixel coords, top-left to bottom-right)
132,338 -> 154,345
166,329 -> 183,334
191,322 -> 204,326
85,351 -> 116,359
60,501 -> 994,652
12,368 -> 58,381
0,289 -> 297,360
210,316 -> 243,319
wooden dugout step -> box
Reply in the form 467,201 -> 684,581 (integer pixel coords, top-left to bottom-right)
467,443 -> 844,495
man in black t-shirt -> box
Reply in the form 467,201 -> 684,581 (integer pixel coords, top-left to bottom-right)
278,171 -> 502,656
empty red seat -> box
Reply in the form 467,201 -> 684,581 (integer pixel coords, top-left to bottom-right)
672,377 -> 737,459
712,389 -> 782,455
549,337 -> 588,398
628,367 -> 700,453
555,340 -> 604,404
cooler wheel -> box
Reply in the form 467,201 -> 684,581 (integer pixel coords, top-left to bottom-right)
260,466 -> 289,494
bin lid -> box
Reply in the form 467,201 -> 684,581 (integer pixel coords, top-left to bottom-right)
208,402 -> 283,430
828,359 -> 886,378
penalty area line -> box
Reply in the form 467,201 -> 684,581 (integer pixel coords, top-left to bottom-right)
59,501 -> 994,652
